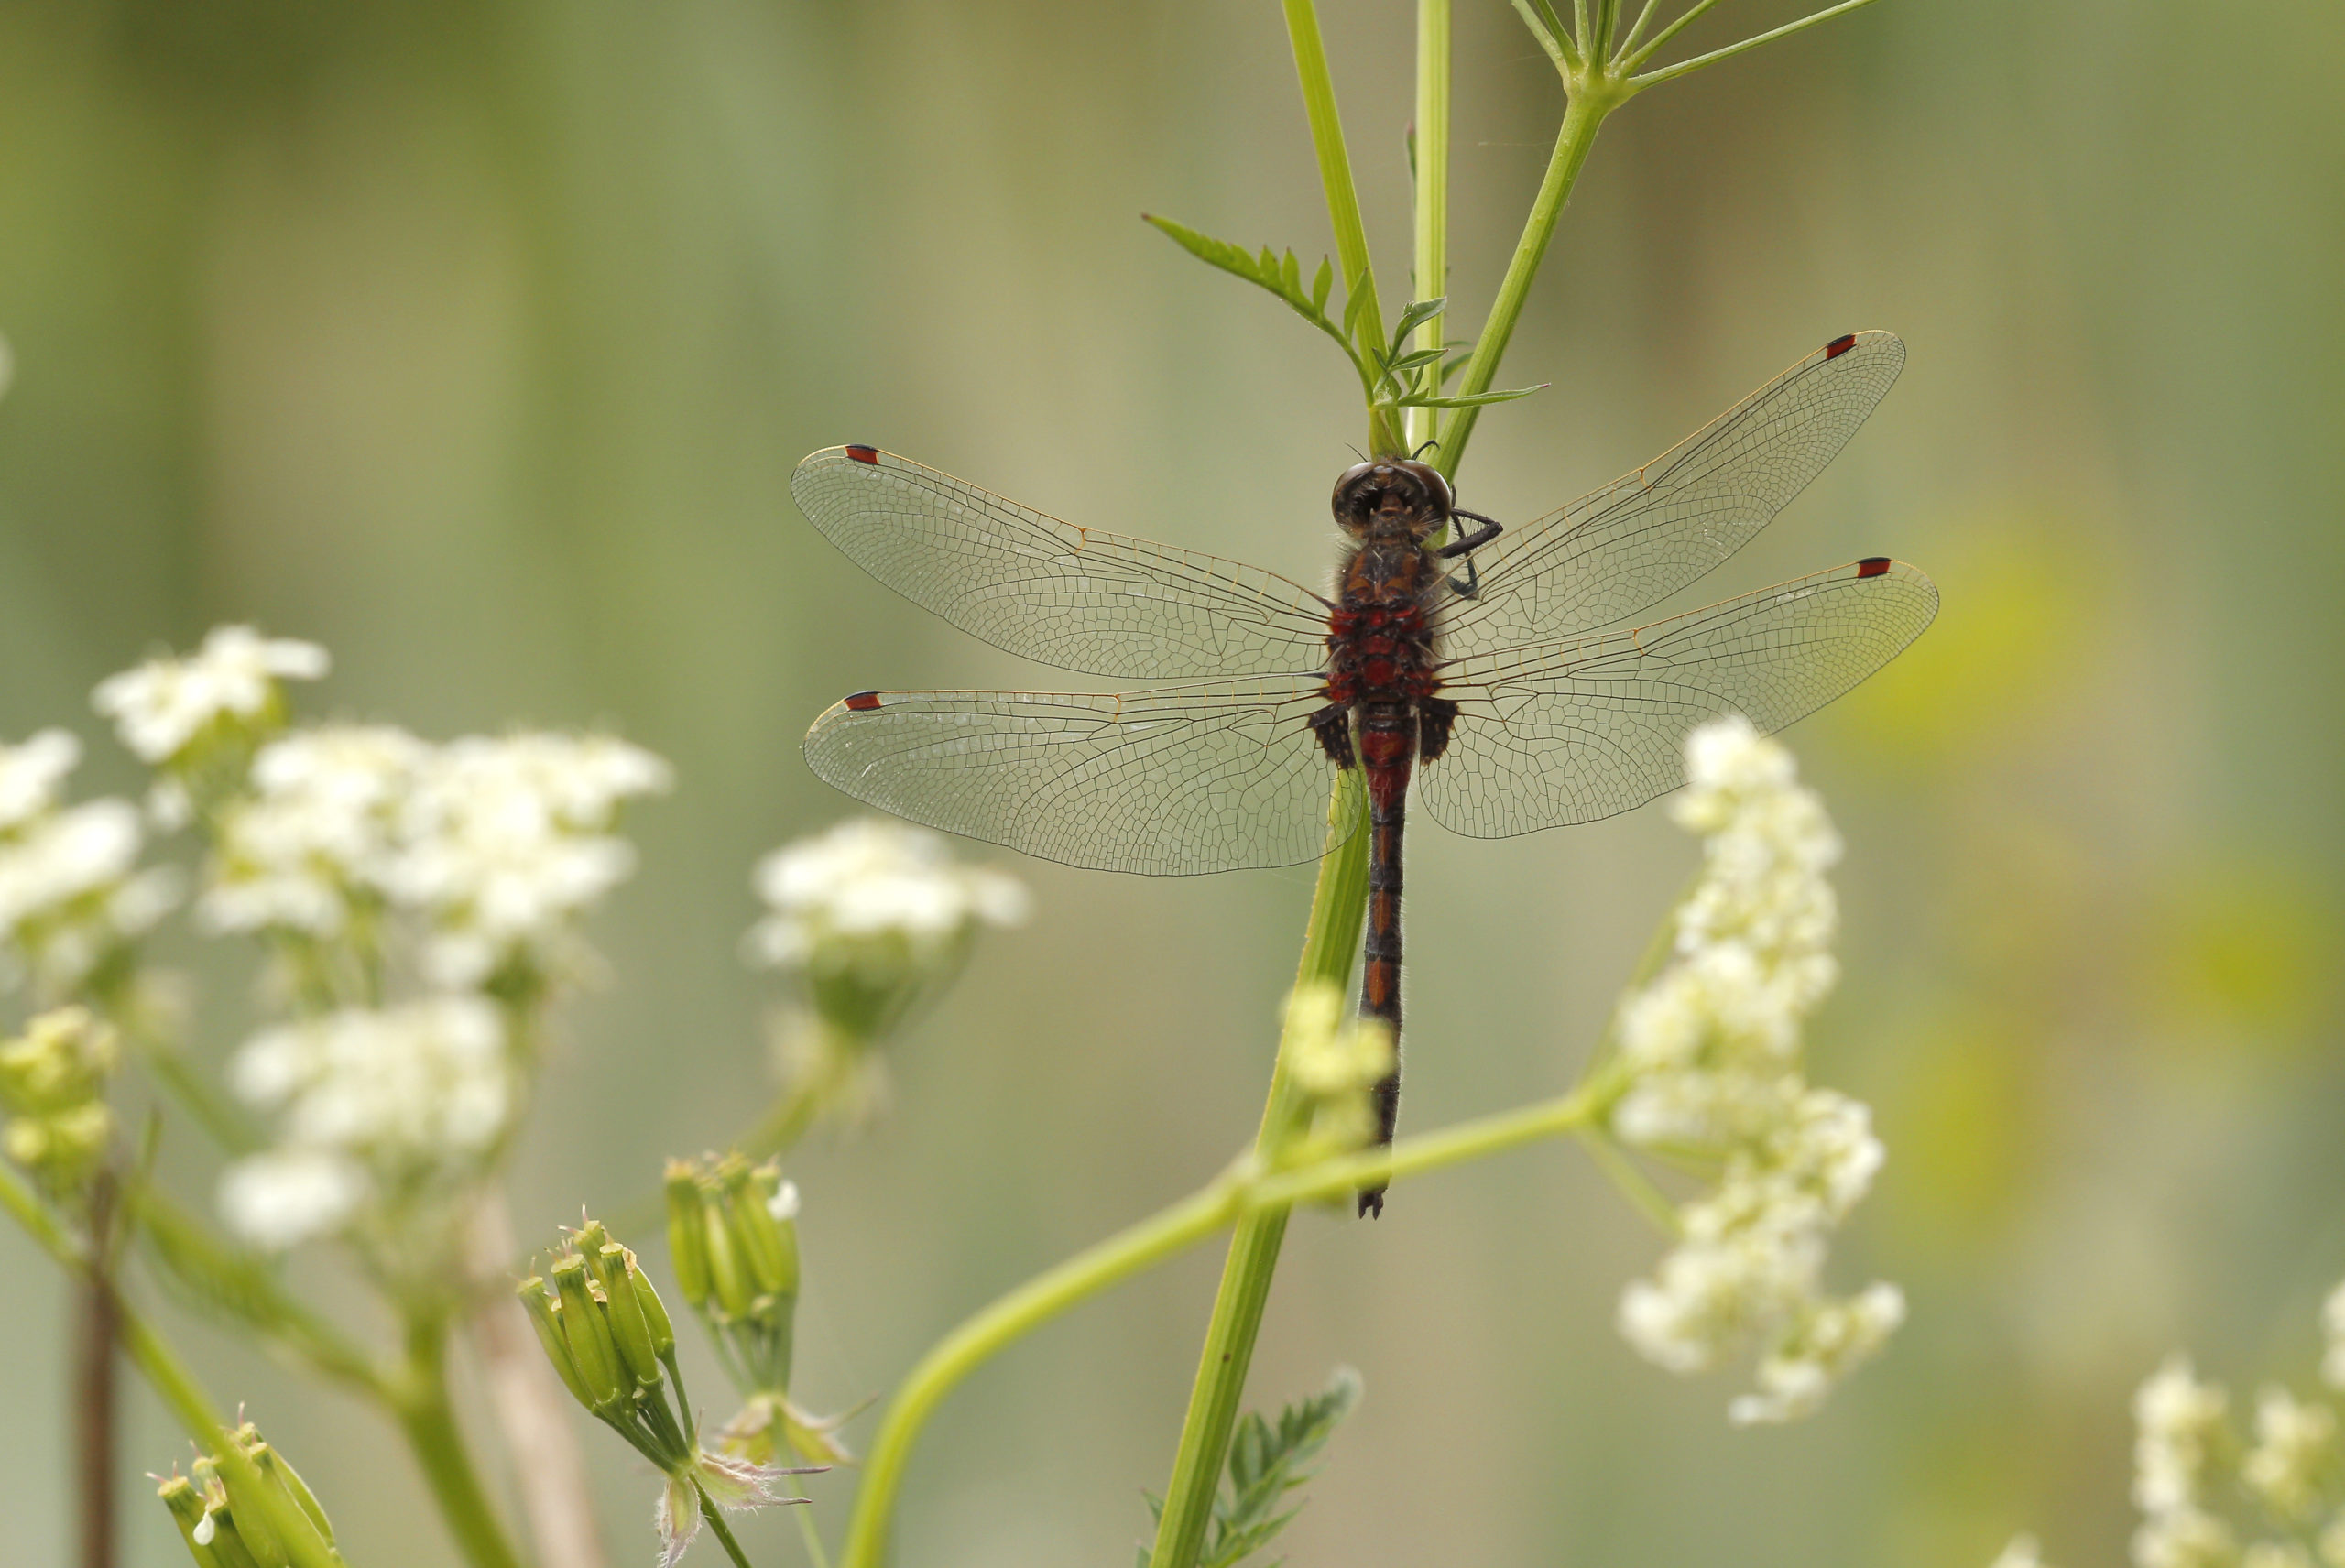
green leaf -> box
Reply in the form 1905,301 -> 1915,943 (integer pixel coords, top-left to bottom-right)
1383,346 -> 1446,375
1390,297 -> 1448,345
1439,349 -> 1478,385
1340,281 -> 1373,345
1143,212 -> 1279,291
1191,1367 -> 1362,1568
1310,256 -> 1334,315
1398,382 -> 1549,408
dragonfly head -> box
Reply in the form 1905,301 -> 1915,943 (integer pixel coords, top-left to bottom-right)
1331,458 -> 1454,541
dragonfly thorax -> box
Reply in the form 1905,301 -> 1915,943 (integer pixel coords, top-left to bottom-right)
1331,457 -> 1453,542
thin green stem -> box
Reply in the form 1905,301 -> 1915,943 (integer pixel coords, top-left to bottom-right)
1631,0 -> 1887,86
1620,0 -> 1727,71
1281,0 -> 1402,456
1146,773 -> 1369,1568
392,1314 -> 529,1568
1410,0 -> 1452,461
793,1502 -> 834,1568
1434,79 -> 1624,479
136,1040 -> 259,1154
835,1174 -> 1249,1568
0,1164 -> 344,1568
1574,1126 -> 1683,1235
698,1486 -> 758,1568
1620,0 -> 1665,52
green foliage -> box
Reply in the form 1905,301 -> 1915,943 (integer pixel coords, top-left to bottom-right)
1143,214 -> 1541,444
1141,1367 -> 1362,1568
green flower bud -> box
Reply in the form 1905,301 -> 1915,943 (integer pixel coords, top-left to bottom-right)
199,1514 -> 266,1568
158,1474 -> 224,1567
552,1255 -> 626,1411
720,1159 -> 794,1301
665,1160 -> 711,1310
596,1242 -> 662,1389
518,1277 -> 594,1409
700,1188 -> 754,1321
243,1443 -> 334,1563
623,1247 -> 677,1358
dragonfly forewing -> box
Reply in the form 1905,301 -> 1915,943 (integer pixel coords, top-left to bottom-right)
1445,331 -> 1907,659
792,446 -> 1332,681
1419,557 -> 1937,838
802,678 -> 1358,876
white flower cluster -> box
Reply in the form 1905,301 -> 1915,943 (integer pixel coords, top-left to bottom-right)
2120,1318 -> 2345,1568
93,626 -> 327,766
1608,716 -> 1903,1424
219,996 -> 511,1249
0,729 -> 176,994
746,818 -> 1028,972
203,724 -> 671,988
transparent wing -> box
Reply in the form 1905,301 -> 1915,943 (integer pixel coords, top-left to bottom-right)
802,678 -> 1354,876
1445,332 -> 1906,659
1419,559 -> 1937,838
791,446 -> 1332,680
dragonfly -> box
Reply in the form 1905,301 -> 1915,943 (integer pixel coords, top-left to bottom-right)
792,331 -> 1936,1214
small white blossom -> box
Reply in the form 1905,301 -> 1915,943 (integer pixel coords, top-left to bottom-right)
2242,1386 -> 2336,1520
219,1148 -> 367,1250
2133,1507 -> 2238,1568
1607,718 -> 1896,1422
768,1180 -> 801,1222
202,725 -> 427,936
747,818 -> 1028,970
0,731 -> 81,833
386,734 -> 671,986
93,626 -> 327,764
221,997 -> 512,1249
2135,1356 -> 2231,1515
1992,1535 -> 2054,1568
2243,1545 -> 2315,1568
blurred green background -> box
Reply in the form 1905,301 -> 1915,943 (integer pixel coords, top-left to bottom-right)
3,1 -> 2342,1563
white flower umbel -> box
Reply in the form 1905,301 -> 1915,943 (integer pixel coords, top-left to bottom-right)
219,996 -> 512,1249
1606,717 -> 1899,1424
1992,1537 -> 2056,1568
0,731 -> 177,995
93,626 -> 327,765
2244,1388 -> 2338,1522
203,725 -> 670,989
2135,1357 -> 2230,1516
386,734 -> 671,988
747,818 -> 1029,971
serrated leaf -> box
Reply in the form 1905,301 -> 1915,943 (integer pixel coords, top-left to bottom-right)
1340,281 -> 1372,344
1310,256 -> 1334,314
1186,1367 -> 1362,1568
1278,249 -> 1303,300
1391,297 -> 1448,344
1384,346 -> 1446,375
1399,382 -> 1548,408
1144,213 -> 1279,288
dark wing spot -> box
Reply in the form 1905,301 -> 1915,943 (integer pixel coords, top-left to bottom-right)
1856,557 -> 1892,578
843,691 -> 882,711
845,444 -> 879,464
1825,333 -> 1858,360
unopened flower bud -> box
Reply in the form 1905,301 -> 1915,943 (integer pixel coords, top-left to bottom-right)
665,1160 -> 712,1310
157,1474 -> 225,1567
700,1187 -> 754,1321
595,1242 -> 661,1389
552,1255 -> 626,1411
721,1158 -> 796,1301
625,1247 -> 677,1359
518,1277 -> 594,1409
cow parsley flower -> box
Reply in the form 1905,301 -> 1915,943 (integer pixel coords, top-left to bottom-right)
93,626 -> 327,766
747,818 -> 1028,970
0,731 -> 177,995
1605,717 -> 1899,1423
202,724 -> 669,989
384,733 -> 671,988
218,996 -> 512,1249
747,819 -> 1029,1088
2243,1388 -> 2337,1521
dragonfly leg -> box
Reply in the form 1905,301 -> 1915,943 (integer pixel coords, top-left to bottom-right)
1417,696 -> 1459,762
1438,509 -> 1503,598
1307,703 -> 1357,768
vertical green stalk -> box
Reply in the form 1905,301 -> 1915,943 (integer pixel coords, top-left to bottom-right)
1145,772 -> 1369,1568
1281,0 -> 1402,458
1433,76 -> 1624,479
1410,0 -> 1451,462
393,1313 -> 529,1568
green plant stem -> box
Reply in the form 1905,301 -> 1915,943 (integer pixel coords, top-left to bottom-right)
1281,0 -> 1402,457
835,1172 -> 1248,1568
1146,773 -> 1369,1568
1629,0 -> 1887,86
1435,75 -> 1624,479
1410,0 -> 1451,461
0,1163 -> 344,1568
392,1313 -> 529,1568
698,1486 -> 758,1568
